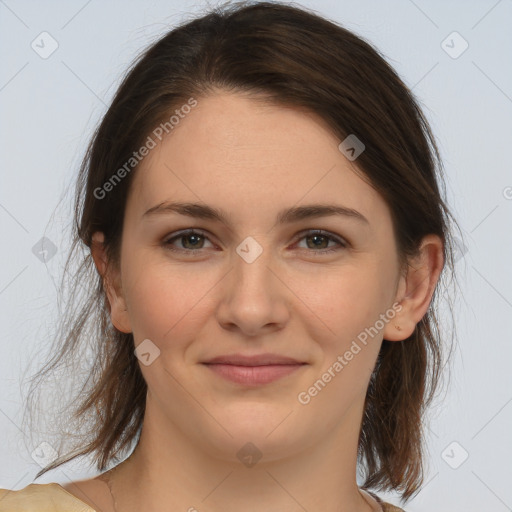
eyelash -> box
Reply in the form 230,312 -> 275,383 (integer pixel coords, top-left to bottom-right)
162,229 -> 347,256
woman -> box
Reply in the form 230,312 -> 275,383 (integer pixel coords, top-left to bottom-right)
0,1 -> 459,511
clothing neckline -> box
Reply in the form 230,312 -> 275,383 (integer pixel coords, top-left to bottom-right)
360,488 -> 384,512
53,482 -> 386,512
54,483 -> 97,510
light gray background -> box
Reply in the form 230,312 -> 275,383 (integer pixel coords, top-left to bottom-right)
1,1 -> 511,510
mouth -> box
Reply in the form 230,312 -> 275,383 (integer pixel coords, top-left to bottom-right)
201,353 -> 307,386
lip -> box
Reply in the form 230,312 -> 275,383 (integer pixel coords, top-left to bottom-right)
201,353 -> 307,385
203,353 -> 304,366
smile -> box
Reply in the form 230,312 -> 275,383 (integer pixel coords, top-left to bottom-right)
202,363 -> 307,385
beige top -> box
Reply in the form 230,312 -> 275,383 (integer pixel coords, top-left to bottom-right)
0,483 -> 406,511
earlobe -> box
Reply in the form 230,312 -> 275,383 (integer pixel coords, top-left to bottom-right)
91,231 -> 132,334
383,234 -> 444,342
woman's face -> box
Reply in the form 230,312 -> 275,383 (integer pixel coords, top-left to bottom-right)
102,91 -> 407,461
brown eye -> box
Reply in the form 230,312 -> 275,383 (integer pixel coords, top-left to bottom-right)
294,229 -> 347,254
162,228 -> 347,257
163,229 -> 214,253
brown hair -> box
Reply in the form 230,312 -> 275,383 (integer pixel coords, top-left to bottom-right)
24,0 -> 462,502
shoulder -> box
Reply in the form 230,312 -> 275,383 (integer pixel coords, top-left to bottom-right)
382,503 -> 407,512
363,489 -> 406,512
0,483 -> 96,512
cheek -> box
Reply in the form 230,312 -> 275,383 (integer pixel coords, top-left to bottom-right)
303,261 -> 394,382
122,255 -> 212,344
307,263 -> 385,335
299,268 -> 388,408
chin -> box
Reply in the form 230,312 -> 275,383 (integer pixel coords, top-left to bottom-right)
194,409 -> 312,465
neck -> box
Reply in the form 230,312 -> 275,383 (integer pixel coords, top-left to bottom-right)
108,391 -> 376,512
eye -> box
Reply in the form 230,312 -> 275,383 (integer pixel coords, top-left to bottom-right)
163,229 -> 214,254
292,229 -> 347,255
162,228 -> 347,256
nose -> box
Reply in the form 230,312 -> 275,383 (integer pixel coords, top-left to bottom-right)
215,238 -> 290,337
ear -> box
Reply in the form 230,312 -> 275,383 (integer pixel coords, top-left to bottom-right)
91,231 -> 132,334
383,234 -> 444,341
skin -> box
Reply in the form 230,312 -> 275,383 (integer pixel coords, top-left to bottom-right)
63,91 -> 444,512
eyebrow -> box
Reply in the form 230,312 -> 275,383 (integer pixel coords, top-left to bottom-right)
142,201 -> 369,227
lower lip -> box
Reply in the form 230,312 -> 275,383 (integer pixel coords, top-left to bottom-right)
202,363 -> 306,385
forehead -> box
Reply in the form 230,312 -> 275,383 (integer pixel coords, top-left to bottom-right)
126,92 -> 390,229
